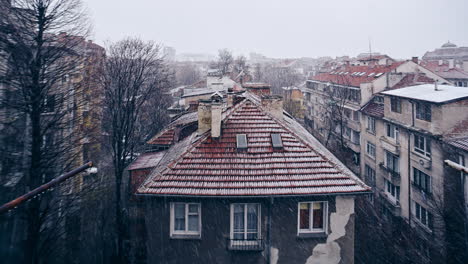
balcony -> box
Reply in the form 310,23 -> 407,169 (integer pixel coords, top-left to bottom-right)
227,238 -> 264,251
379,191 -> 402,217
379,163 -> 401,183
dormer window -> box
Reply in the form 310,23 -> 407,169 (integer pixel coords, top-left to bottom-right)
236,134 -> 247,149
271,134 -> 283,149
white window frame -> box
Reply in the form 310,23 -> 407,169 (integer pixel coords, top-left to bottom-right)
384,179 -> 400,202
170,203 -> 201,237
367,116 -> 375,134
413,201 -> 433,230
366,141 -> 376,159
386,123 -> 399,141
385,151 -> 400,174
297,201 -> 328,234
414,134 -> 431,158
230,203 -> 261,241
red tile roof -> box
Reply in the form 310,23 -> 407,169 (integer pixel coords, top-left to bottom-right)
390,73 -> 435,90
127,152 -> 166,171
138,96 -> 370,197
147,128 -> 175,145
361,101 -> 384,118
309,62 -> 405,87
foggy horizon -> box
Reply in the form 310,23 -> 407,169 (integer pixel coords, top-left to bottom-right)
83,0 -> 467,59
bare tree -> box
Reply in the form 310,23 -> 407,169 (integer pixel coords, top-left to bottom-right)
257,64 -> 302,94
101,38 -> 172,264
175,63 -> 201,86
0,0 -> 93,263
217,48 -> 233,75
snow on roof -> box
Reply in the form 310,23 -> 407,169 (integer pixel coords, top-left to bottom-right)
381,84 -> 468,103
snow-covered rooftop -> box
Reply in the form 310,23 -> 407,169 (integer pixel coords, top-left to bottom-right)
381,84 -> 468,103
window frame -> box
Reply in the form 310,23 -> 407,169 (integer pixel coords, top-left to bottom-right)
413,201 -> 433,230
230,203 -> 261,241
365,164 -> 376,187
170,202 -> 202,238
414,134 -> 431,158
413,168 -> 431,193
385,151 -> 400,174
366,141 -> 376,159
384,178 -> 400,202
390,97 -> 402,113
367,116 -> 376,134
386,123 -> 399,141
297,201 -> 328,234
415,102 -> 431,122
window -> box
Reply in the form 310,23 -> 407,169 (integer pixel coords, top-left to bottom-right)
414,201 -> 433,230
365,164 -> 376,186
42,94 -> 56,113
390,97 -> 401,113
231,204 -> 260,240
353,111 -> 359,121
384,179 -> 400,201
352,130 -> 360,145
416,102 -> 431,122
170,203 -> 201,237
366,142 -> 376,159
367,116 -> 375,133
413,168 -> 431,193
385,151 -> 399,174
414,134 -> 431,157
458,154 -> 466,178
298,201 -> 327,233
271,134 -> 283,149
236,134 -> 247,149
344,127 -> 351,139
386,123 -> 399,141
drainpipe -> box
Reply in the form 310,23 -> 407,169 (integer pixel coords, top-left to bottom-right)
266,197 -> 273,264
408,102 -> 415,222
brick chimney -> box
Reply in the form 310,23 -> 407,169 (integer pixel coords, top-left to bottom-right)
411,57 -> 419,64
261,95 -> 283,120
197,100 -> 212,134
227,87 -> 234,108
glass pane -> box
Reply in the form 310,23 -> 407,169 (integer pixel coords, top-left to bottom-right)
247,204 -> 258,233
174,204 -> 185,231
188,215 -> 199,231
188,204 -> 198,213
247,232 -> 257,240
233,232 -> 243,240
233,204 -> 244,233
299,203 -> 310,229
313,203 -> 324,229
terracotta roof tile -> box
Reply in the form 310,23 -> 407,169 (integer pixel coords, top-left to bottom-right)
127,152 -> 166,171
138,97 -> 370,197
447,137 -> 468,152
309,62 -> 405,87
361,101 -> 384,118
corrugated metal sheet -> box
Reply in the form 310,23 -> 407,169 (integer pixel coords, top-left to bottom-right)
138,98 -> 370,196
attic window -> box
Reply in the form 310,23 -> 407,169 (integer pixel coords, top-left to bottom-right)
271,134 -> 283,149
375,73 -> 384,77
236,134 -> 248,149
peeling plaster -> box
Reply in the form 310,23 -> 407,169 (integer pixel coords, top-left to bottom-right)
270,247 -> 279,264
306,196 -> 355,264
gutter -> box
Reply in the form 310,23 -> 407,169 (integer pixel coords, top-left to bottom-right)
134,190 -> 373,199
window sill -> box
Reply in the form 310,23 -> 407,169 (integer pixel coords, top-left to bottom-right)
297,232 -> 327,239
170,234 -> 201,240
411,150 -> 431,162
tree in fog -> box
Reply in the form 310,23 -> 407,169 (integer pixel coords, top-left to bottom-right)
101,38 -> 172,264
175,63 -> 201,86
257,64 -> 302,94
0,0 -> 94,263
216,48 -> 233,75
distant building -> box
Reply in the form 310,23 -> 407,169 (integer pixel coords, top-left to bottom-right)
163,46 -> 176,62
423,41 -> 468,72
127,89 -> 370,263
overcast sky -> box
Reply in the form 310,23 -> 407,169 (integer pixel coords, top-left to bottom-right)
82,0 -> 467,59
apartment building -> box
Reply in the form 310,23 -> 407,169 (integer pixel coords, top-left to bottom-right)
303,58 -> 447,174
360,84 -> 468,262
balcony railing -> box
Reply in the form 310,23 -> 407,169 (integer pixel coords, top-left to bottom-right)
227,238 -> 264,251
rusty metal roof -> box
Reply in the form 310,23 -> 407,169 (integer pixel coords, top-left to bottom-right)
138,95 -> 370,197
